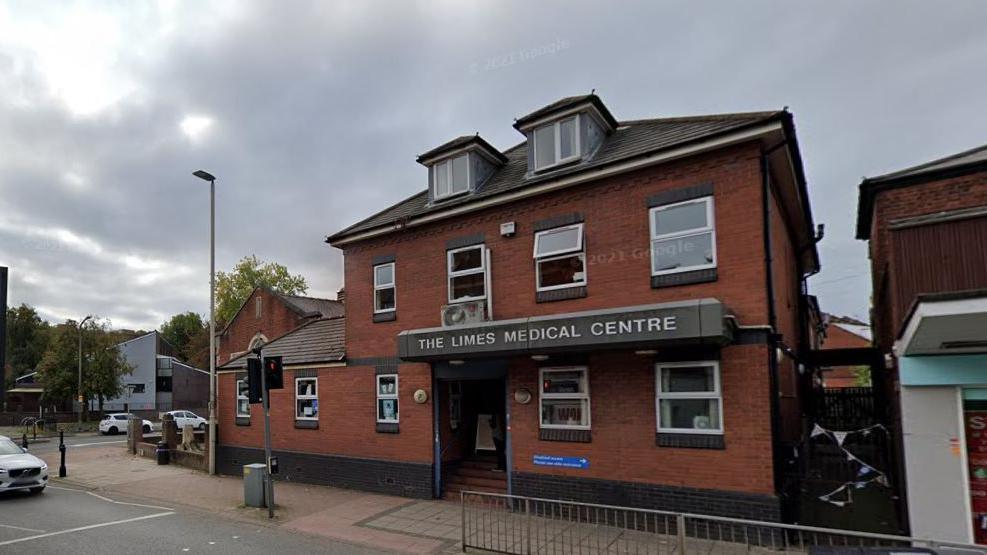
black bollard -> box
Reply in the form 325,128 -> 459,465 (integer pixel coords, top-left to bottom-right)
21,433 -> 28,450
58,431 -> 67,478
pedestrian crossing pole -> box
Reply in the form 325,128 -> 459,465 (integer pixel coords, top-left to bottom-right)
256,346 -> 275,519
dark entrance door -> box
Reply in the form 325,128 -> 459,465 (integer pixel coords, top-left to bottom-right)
436,377 -> 508,498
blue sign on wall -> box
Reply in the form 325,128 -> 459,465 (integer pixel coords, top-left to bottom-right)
533,454 -> 589,469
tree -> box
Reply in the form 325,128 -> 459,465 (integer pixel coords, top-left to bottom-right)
853,365 -> 872,387
215,255 -> 308,324
4,304 -> 51,382
160,312 -> 209,368
36,318 -> 134,417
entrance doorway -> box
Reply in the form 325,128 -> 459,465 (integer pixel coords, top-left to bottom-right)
437,378 -> 507,498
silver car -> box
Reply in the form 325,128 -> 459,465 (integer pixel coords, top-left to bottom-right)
0,436 -> 49,494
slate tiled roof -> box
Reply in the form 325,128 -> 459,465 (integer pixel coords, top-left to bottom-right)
278,293 -> 345,319
220,317 -> 345,369
513,94 -> 618,130
416,134 -> 508,165
856,142 -> 987,239
329,109 -> 783,242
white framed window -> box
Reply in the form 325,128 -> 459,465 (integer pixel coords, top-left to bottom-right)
295,377 -> 318,420
655,361 -> 723,434
539,366 -> 590,430
533,115 -> 580,170
376,374 -> 399,424
433,153 -> 471,200
534,223 -> 586,291
373,262 -> 396,313
447,245 -> 487,302
649,196 -> 716,276
236,379 -> 250,418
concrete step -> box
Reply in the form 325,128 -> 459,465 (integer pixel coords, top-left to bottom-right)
453,466 -> 507,480
446,474 -> 507,490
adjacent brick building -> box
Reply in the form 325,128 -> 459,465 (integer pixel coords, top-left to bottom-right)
857,143 -> 987,543
217,95 -> 821,521
819,315 -> 871,388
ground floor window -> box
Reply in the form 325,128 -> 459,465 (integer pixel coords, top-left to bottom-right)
655,361 -> 722,433
295,377 -> 318,420
376,374 -> 399,423
236,379 -> 250,418
539,366 -> 590,429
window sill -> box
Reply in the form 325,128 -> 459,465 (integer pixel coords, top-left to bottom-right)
651,268 -> 717,288
656,432 -> 724,450
539,428 -> 591,443
376,422 -> 399,434
294,420 -> 318,429
536,285 -> 587,303
235,417 -> 250,427
373,312 -> 396,323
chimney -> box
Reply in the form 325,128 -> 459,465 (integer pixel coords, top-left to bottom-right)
336,287 -> 346,304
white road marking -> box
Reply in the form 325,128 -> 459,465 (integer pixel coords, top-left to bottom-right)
69,440 -> 126,447
46,485 -> 174,511
0,512 -> 174,546
0,523 -> 46,533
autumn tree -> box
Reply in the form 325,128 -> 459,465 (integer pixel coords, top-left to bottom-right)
215,255 -> 307,324
3,304 -> 51,384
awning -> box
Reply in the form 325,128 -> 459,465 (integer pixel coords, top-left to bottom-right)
398,298 -> 732,361
895,290 -> 987,357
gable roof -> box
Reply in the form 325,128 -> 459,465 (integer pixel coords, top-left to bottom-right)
514,94 -> 618,131
218,286 -> 344,336
856,143 -> 987,239
220,317 -> 345,369
328,109 -> 787,243
416,134 -> 508,165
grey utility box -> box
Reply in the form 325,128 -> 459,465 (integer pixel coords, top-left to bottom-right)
243,463 -> 268,508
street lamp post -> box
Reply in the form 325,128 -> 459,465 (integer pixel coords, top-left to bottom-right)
193,169 -> 218,476
77,314 -> 93,428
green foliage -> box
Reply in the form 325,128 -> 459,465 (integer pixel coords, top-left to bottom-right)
4,304 -> 51,381
853,365 -> 872,387
35,318 -> 134,408
215,255 -> 307,324
160,312 -> 210,368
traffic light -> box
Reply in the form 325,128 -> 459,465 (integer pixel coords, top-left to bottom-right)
246,358 -> 263,404
264,356 -> 284,390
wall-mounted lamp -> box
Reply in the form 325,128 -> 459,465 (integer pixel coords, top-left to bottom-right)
449,359 -> 465,366
634,349 -> 658,356
530,354 -> 549,362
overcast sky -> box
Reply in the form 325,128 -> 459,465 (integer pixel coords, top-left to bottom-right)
1,0 -> 985,330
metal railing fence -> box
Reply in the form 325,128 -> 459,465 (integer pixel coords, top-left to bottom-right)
461,491 -> 985,555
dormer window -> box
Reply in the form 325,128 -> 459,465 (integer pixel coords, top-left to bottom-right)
434,153 -> 470,200
533,115 -> 580,171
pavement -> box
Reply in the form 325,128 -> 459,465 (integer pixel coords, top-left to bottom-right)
6,438 -> 470,554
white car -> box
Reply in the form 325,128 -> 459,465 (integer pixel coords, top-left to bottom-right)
0,435 -> 49,494
165,410 -> 207,430
99,413 -> 153,435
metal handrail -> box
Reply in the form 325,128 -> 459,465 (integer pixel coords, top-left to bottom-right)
460,490 -> 986,553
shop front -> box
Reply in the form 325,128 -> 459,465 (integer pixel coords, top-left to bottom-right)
895,292 -> 987,544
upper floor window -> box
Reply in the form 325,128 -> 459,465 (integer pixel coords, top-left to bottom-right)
434,153 -> 470,200
254,296 -> 262,319
533,115 -> 580,171
447,245 -> 487,303
534,223 -> 586,291
649,197 -> 716,276
373,262 -> 396,313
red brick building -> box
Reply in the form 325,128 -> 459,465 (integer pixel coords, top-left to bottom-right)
217,95 -> 821,521
216,286 -> 344,365
857,143 -> 987,542
819,315 -> 871,388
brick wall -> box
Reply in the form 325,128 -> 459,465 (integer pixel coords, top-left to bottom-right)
867,170 -> 987,352
217,288 -> 309,365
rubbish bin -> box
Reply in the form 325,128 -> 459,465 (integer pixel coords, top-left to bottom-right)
243,463 -> 267,508
155,441 -> 169,465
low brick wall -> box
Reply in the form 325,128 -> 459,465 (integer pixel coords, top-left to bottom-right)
135,440 -> 206,472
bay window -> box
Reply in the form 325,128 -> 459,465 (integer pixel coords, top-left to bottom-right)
540,367 -> 590,430
649,196 -> 716,275
534,223 -> 586,291
533,115 -> 580,170
295,377 -> 318,420
447,245 -> 487,302
655,361 -> 722,434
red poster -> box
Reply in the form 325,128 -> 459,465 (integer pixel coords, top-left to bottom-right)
964,411 -> 987,544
